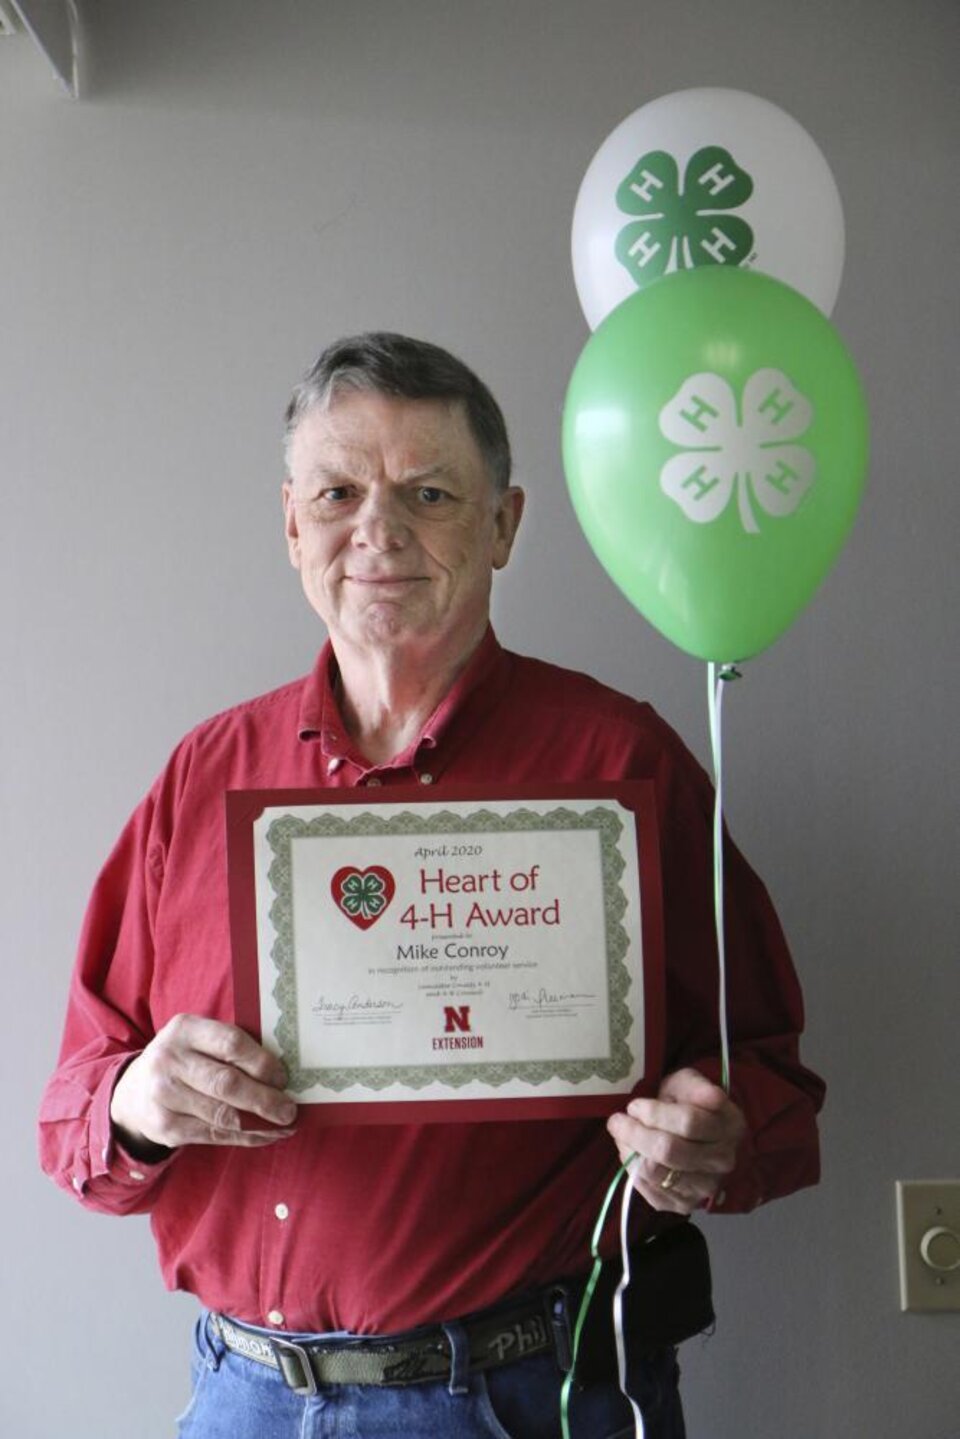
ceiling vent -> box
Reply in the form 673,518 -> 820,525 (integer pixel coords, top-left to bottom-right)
1,0 -> 80,95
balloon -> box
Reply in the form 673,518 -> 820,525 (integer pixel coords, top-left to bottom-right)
562,267 -> 868,662
572,88 -> 845,328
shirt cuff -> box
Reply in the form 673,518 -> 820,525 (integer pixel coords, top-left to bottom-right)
85,1054 -> 176,1191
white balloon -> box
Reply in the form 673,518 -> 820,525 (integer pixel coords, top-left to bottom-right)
571,88 -> 845,327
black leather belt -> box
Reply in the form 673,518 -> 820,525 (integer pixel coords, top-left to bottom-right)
211,1223 -> 713,1395
212,1286 -> 577,1394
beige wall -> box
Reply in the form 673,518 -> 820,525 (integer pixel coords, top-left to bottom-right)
4,2 -> 958,1435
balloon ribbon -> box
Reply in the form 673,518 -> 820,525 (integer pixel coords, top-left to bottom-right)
560,1154 -> 636,1439
707,660 -> 740,1095
560,663 -> 740,1437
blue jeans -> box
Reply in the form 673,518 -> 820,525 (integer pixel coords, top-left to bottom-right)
176,1311 -> 686,1439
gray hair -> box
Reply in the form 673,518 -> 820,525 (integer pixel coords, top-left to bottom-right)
283,332 -> 512,491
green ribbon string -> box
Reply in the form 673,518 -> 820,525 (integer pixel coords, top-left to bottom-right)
560,1154 -> 636,1439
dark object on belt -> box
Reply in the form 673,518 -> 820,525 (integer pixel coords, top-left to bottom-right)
213,1220 -> 713,1395
573,1220 -> 714,1384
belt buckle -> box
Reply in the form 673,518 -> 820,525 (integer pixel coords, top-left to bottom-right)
271,1337 -> 319,1397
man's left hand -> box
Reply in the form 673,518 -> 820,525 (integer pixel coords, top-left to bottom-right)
606,1067 -> 747,1215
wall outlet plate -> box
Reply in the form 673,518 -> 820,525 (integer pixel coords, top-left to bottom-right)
896,1180 -> 960,1312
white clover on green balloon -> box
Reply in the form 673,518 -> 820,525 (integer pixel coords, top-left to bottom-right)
659,370 -> 815,535
562,268 -> 869,663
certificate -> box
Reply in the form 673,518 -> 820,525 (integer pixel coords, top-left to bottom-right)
227,784 -> 664,1123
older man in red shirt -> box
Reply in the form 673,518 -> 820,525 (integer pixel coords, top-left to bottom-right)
40,332 -> 823,1438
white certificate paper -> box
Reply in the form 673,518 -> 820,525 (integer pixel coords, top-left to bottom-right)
227,786 -> 664,1122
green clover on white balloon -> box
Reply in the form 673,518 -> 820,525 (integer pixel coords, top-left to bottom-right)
614,147 -> 754,285
659,369 -> 815,534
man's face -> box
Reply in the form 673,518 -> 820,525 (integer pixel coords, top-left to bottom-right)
283,391 -> 523,665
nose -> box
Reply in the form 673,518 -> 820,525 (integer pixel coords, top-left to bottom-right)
351,487 -> 409,553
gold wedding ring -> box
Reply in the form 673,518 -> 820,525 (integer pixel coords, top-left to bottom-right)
660,1167 -> 680,1192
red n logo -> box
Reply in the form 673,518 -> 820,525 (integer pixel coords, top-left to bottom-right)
443,1005 -> 472,1033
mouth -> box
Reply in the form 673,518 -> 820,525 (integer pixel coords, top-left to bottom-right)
345,575 -> 428,588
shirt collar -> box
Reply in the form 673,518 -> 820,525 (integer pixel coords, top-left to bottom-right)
296,626 -> 510,771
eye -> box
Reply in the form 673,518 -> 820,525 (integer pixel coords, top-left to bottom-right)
417,485 -> 448,506
321,485 -> 354,503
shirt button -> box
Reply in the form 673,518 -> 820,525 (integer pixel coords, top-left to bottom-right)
129,1169 -> 147,1182
419,773 -> 434,785
72,1175 -> 83,1194
327,757 -> 343,775
267,1310 -> 285,1327
366,776 -> 382,787
275,1203 -> 290,1221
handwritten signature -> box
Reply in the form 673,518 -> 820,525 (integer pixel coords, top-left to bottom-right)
313,993 -> 403,1021
507,987 -> 595,1011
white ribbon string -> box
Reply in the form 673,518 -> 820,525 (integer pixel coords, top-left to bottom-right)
614,1162 -> 645,1438
707,660 -> 740,1094
612,663 -> 740,1433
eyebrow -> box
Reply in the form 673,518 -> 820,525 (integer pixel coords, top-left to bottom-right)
297,462 -> 458,489
398,464 -> 458,485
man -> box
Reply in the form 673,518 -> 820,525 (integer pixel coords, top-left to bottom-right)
40,333 -> 824,1438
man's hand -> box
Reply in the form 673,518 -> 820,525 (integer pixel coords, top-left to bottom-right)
606,1067 -> 746,1215
110,1014 -> 298,1160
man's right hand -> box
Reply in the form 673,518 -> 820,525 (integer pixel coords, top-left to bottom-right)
109,1014 -> 298,1160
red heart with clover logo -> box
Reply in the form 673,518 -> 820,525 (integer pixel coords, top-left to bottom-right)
330,865 -> 396,930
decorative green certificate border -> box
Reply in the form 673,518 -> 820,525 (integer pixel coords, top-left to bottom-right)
264,804 -> 635,1094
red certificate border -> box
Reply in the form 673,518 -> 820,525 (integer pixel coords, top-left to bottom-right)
226,782 -> 665,1124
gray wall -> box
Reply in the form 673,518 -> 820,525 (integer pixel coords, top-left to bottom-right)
4,2 -> 957,1435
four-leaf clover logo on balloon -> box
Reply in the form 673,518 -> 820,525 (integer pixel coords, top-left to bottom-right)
331,865 -> 396,931
658,369 -> 816,534
615,147 -> 754,285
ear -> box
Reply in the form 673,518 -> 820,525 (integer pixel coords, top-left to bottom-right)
282,481 -> 301,569
492,486 -> 525,571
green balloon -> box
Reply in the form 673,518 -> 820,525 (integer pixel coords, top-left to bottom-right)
562,267 -> 869,661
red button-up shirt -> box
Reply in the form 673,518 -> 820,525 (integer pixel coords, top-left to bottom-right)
39,630 -> 824,1333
